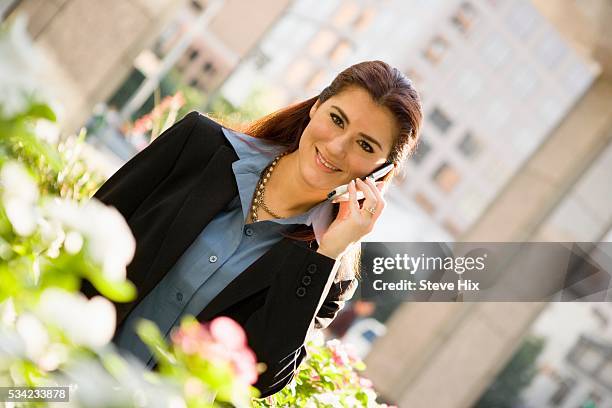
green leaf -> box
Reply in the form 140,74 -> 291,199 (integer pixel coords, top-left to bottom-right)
86,271 -> 136,302
136,319 -> 176,366
20,103 -> 57,122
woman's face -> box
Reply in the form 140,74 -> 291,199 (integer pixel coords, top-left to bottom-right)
296,86 -> 398,193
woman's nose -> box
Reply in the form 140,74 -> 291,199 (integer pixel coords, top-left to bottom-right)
325,134 -> 349,158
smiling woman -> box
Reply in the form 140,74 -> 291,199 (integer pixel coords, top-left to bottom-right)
82,60 -> 422,398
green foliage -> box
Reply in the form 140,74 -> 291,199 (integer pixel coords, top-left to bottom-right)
474,335 -> 546,408
207,87 -> 270,129
0,15 -> 390,405
0,100 -> 104,201
252,339 -> 392,408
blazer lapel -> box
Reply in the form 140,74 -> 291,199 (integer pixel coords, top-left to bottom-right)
141,145 -> 239,297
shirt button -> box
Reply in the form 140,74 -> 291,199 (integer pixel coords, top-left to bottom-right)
209,255 -> 218,263
176,292 -> 183,302
307,264 -> 317,274
296,287 -> 307,298
301,275 -> 312,286
244,227 -> 253,237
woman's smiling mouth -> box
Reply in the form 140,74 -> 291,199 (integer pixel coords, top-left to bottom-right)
315,147 -> 342,172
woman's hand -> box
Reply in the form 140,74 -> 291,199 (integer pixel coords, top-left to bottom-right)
317,177 -> 387,260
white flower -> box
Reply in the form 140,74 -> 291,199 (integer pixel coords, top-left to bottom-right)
0,298 -> 17,326
37,288 -> 116,348
37,342 -> 69,372
15,313 -> 49,360
39,218 -> 65,258
314,392 -> 343,407
0,162 -> 39,236
35,119 -> 60,145
0,14 -> 52,117
63,231 -> 83,254
42,198 -> 135,281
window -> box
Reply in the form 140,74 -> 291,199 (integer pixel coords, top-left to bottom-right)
188,48 -> 199,61
480,32 -> 511,69
190,0 -> 204,12
575,344 -> 602,373
457,132 -> 481,158
353,7 -> 376,32
423,35 -> 449,65
412,138 -> 431,165
329,39 -> 352,64
332,2 -> 360,27
534,28 -> 567,69
451,2 -> 477,34
433,162 -> 460,193
308,29 -> 337,57
549,377 -> 576,406
429,107 -> 453,134
202,61 -> 216,75
253,49 -> 270,70
285,59 -> 313,85
455,69 -> 483,101
598,361 -> 612,386
510,64 -> 538,99
413,191 -> 436,215
442,219 -> 461,237
362,329 -> 378,343
506,2 -> 537,40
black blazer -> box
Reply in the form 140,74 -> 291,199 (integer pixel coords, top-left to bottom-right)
81,111 -> 358,397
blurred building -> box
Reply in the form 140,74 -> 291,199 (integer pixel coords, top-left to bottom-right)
4,0 -> 189,133
215,0 -> 612,406
365,1 -> 612,406
520,303 -> 612,407
217,0 -> 599,241
166,0 -> 290,95
5,0 -> 610,406
4,0 -> 292,133
113,0 -> 291,122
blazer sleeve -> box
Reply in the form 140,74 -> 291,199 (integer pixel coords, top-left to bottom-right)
92,111 -> 200,219
314,247 -> 359,329
81,112 -> 200,300
247,242 -> 358,397
313,277 -> 358,330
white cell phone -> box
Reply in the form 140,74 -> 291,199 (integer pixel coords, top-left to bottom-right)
327,162 -> 394,202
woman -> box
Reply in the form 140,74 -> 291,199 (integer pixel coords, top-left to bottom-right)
82,60 -> 422,397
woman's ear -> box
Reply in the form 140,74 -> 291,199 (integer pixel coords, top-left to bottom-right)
309,99 -> 321,119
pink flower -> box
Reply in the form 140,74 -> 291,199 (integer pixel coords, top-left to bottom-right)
343,343 -> 363,365
231,348 -> 258,385
359,377 -> 373,388
171,317 -> 259,385
326,339 -> 350,367
210,317 -> 247,350
171,322 -> 212,354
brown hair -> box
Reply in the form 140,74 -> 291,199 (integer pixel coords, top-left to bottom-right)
239,61 -> 422,276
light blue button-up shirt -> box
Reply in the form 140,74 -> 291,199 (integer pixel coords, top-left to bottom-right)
114,127 -> 333,367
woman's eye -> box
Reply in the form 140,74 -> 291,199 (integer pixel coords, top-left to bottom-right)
358,140 -> 374,153
330,113 -> 344,128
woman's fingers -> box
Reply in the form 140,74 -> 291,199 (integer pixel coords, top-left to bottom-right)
347,179 -> 360,215
365,178 -> 386,221
375,180 -> 388,194
356,178 -> 377,218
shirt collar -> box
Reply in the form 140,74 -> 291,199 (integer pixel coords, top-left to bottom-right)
222,127 -> 334,243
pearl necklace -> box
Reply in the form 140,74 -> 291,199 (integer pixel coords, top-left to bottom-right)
250,152 -> 288,222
